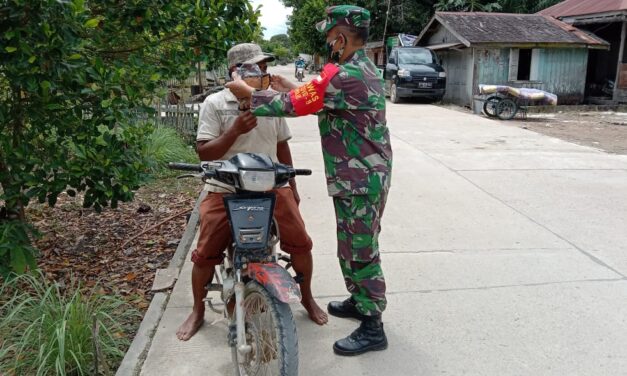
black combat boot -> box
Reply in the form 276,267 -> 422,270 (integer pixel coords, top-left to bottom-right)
327,297 -> 368,320
333,315 -> 388,356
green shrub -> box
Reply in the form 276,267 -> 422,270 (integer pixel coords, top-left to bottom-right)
0,220 -> 39,278
0,273 -> 139,375
142,125 -> 198,176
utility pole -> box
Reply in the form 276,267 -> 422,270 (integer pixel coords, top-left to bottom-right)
614,20 -> 626,102
382,0 -> 392,62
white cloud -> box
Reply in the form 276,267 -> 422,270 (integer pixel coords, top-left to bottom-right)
250,0 -> 292,38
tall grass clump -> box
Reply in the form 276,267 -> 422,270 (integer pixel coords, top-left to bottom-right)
0,272 -> 139,375
142,125 -> 197,176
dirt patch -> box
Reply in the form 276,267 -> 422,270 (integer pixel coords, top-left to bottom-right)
502,111 -> 627,155
26,176 -> 202,318
441,103 -> 627,154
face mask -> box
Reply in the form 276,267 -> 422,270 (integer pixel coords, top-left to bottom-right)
326,34 -> 345,63
235,63 -> 270,110
238,63 -> 271,90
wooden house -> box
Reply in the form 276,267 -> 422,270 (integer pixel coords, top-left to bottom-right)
416,12 -> 608,107
539,0 -> 627,103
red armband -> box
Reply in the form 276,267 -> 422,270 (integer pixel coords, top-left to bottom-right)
289,63 -> 340,116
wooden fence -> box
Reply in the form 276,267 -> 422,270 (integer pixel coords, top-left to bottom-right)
165,67 -> 228,91
153,100 -> 202,145
153,65 -> 227,145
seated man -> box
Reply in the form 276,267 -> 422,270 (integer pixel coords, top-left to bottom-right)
177,43 -> 328,341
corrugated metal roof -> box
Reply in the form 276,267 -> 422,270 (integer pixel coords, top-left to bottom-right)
426,42 -> 464,50
433,12 -> 608,47
538,0 -> 627,18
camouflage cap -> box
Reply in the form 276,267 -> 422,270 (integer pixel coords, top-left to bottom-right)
315,5 -> 371,33
227,43 -> 275,68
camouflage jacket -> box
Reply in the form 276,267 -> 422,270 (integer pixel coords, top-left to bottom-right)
251,49 -> 393,197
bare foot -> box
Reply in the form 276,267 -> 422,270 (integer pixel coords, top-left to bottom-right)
176,310 -> 204,341
302,298 -> 328,325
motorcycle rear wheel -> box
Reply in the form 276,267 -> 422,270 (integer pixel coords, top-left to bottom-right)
232,281 -> 298,376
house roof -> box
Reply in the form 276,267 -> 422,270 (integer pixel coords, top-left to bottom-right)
417,12 -> 608,49
538,0 -> 627,18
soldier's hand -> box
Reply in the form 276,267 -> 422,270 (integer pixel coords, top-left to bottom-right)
233,111 -> 257,135
226,79 -> 254,99
271,75 -> 298,92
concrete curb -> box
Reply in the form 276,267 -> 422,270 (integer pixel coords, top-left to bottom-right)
116,190 -> 207,376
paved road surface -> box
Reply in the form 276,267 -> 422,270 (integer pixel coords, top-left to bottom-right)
140,63 -> 627,376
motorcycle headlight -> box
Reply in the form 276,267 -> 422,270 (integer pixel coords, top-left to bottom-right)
398,69 -> 411,78
438,71 -> 447,78
239,170 -> 275,191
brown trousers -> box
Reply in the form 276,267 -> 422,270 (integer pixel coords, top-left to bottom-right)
191,187 -> 313,267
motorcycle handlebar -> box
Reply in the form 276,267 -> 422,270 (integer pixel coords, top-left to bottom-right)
167,162 -> 203,172
294,169 -> 312,176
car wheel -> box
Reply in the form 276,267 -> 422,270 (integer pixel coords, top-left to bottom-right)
390,83 -> 401,103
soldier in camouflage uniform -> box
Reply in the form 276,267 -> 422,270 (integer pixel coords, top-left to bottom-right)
226,5 -> 392,356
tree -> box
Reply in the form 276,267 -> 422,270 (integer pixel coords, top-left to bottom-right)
284,0 -> 438,51
273,46 -> 291,63
282,0 -> 564,51
436,0 -> 502,12
0,0 -> 260,276
270,34 -> 292,50
287,0 -> 328,55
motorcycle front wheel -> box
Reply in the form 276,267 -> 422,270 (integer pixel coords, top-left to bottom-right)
232,281 -> 298,376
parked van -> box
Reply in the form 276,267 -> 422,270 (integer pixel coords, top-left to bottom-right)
384,46 -> 446,103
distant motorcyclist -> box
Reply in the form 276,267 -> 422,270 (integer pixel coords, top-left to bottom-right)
295,56 -> 306,78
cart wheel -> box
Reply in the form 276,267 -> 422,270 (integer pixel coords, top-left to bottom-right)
483,96 -> 501,118
497,98 -> 518,120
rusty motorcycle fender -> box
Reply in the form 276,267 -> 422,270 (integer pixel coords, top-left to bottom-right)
246,263 -> 302,304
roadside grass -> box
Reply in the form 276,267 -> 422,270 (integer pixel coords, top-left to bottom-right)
0,125 -> 198,374
0,272 -> 140,375
142,125 -> 198,177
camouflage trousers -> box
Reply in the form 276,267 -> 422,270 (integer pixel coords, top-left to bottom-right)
333,192 -> 388,316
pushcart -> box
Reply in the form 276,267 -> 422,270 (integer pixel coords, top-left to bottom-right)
478,85 -> 558,120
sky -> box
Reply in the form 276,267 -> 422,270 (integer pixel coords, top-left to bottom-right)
250,0 -> 293,39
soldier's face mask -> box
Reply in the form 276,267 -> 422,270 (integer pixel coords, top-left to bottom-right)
327,33 -> 346,63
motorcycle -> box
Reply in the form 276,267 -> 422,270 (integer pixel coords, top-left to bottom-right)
169,153 -> 311,376
296,66 -> 305,82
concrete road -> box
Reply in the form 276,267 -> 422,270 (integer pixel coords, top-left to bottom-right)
140,64 -> 627,375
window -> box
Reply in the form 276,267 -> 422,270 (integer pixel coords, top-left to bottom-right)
398,49 -> 436,65
388,51 -> 396,64
509,48 -> 536,81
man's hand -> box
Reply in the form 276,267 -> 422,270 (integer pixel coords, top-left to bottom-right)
232,111 -> 257,135
271,74 -> 298,92
226,79 -> 255,100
